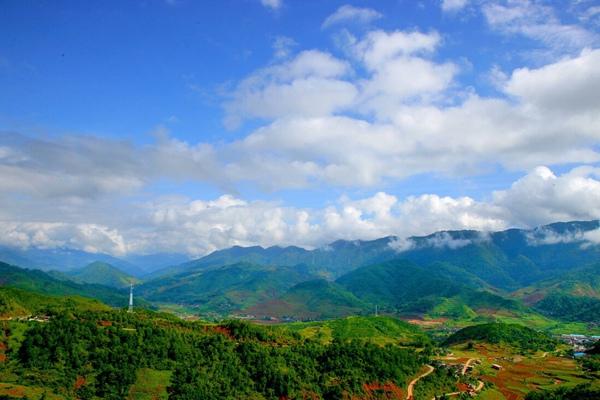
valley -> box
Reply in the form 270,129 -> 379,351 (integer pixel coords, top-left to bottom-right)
0,220 -> 599,399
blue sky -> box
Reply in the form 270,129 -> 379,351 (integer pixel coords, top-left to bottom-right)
1,0 -> 600,256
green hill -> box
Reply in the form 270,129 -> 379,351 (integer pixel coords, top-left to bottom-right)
443,322 -> 557,352
0,286 -> 110,317
67,261 -> 139,288
514,263 -> 600,322
336,260 -> 524,320
282,315 -> 429,346
0,309 -> 425,400
137,262 -> 317,313
246,279 -> 369,320
0,261 -> 133,308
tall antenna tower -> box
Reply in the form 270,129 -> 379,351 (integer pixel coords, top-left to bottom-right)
128,283 -> 134,313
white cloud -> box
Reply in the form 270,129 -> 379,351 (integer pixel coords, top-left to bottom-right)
388,237 -> 416,252
0,222 -> 128,256
224,50 -> 355,129
583,229 -> 600,244
272,36 -> 297,59
2,165 -> 600,256
2,45 -> 600,196
260,0 -> 281,11
494,166 -> 600,227
505,48 -> 600,113
322,5 -> 382,29
441,0 -> 469,13
423,232 -> 473,249
482,0 -> 598,55
352,30 -> 441,68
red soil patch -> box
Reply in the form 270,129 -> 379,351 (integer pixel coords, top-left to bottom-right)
349,382 -> 404,400
0,342 -> 7,350
98,320 -> 112,327
457,382 -> 469,392
0,354 -> 6,362
5,386 -> 26,397
205,326 -> 234,339
522,293 -> 545,305
74,376 -> 86,390
299,390 -> 320,400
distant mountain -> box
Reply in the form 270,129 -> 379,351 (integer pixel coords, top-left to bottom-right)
137,262 -> 317,314
246,279 -> 369,320
336,260 -> 524,319
137,220 -> 600,321
514,263 -> 600,322
0,246 -> 146,276
153,220 -> 600,292
66,261 -> 139,288
0,246 -> 191,278
0,261 -> 133,308
123,253 -> 190,274
244,260 -> 526,321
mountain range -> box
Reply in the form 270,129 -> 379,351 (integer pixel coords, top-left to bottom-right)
1,220 -> 600,328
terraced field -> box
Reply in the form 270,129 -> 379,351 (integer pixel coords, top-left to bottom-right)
440,343 -> 592,399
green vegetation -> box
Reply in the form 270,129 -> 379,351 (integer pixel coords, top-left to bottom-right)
1,307 -> 426,400
283,315 -> 429,346
334,260 -> 525,321
0,262 -> 132,308
247,279 -> 368,320
127,369 -> 171,400
138,262 -> 316,314
534,293 -> 600,322
412,367 -> 466,400
0,287 -> 110,317
443,323 -> 557,352
66,262 -> 139,288
524,383 -> 600,400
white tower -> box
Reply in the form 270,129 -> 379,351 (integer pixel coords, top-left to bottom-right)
128,283 -> 134,313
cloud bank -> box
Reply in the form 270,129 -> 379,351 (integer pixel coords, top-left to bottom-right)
2,166 -> 600,256
1,2 -> 599,257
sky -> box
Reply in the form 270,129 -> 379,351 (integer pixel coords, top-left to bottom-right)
1,0 -> 600,257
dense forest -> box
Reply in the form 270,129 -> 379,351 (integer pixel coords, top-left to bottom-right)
3,309 -> 427,400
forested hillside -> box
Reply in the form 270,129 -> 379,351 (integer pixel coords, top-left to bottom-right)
1,307 -> 426,400
0,262 -> 131,308
66,262 -> 139,288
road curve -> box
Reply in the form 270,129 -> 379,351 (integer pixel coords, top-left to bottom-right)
429,380 -> 484,400
407,364 -> 434,400
461,358 -> 476,376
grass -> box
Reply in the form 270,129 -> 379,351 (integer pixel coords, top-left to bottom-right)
127,368 -> 172,400
0,382 -> 65,399
283,315 -> 428,346
425,310 -> 600,336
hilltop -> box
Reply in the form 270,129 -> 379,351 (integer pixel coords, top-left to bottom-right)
0,261 -> 133,308
443,322 -> 557,352
65,261 -> 139,288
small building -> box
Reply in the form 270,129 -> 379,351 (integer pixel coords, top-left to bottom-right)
491,364 -> 502,370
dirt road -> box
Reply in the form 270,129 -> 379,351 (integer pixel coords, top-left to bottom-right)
461,358 -> 476,375
406,364 -> 434,400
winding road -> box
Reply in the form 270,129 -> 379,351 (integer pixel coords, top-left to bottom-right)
461,358 -> 476,375
406,364 -> 434,400
408,358 -> 486,400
